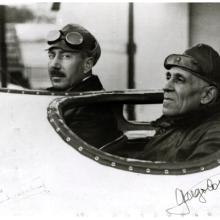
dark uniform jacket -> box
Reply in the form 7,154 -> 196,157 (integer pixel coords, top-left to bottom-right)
48,74 -> 123,148
134,103 -> 220,162
107,102 -> 220,162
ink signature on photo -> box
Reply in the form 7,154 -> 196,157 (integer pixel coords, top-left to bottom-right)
166,174 -> 220,215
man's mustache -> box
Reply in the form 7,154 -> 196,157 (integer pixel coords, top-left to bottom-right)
49,69 -> 66,78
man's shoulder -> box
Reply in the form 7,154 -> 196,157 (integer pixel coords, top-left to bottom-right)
69,74 -> 104,92
46,75 -> 104,92
195,111 -> 220,132
204,111 -> 220,124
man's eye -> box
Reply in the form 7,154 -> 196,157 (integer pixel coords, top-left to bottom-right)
62,54 -> 72,59
175,76 -> 185,83
48,53 -> 55,59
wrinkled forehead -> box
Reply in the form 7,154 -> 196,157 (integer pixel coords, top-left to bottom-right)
168,66 -> 193,77
168,66 -> 209,86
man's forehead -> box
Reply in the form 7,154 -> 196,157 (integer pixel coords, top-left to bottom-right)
48,47 -> 80,54
168,67 -> 193,78
168,66 -> 209,86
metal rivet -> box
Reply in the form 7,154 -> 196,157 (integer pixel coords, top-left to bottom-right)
7,89 -> 10,93
175,57 -> 181,62
164,169 -> 169,174
22,91 -> 25,94
182,169 -> 187,174
56,127 -> 60,132
200,167 -> 205,171
50,118 -> 54,123
36,91 -> 39,95
78,146 -> 83,151
66,137 -> 71,142
146,168 -> 151,173
95,156 -> 99,161
111,162 -> 116,167
128,166 -> 133,171
65,93 -> 69,96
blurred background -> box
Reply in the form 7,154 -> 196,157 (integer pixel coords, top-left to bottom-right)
1,2 -> 220,120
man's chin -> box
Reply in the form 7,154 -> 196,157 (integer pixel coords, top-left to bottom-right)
51,82 -> 68,90
162,107 -> 178,116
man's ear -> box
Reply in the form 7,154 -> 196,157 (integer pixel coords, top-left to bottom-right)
201,86 -> 218,104
83,57 -> 94,74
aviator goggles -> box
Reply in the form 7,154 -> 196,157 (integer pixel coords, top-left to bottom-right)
46,30 -> 84,46
164,54 -> 217,86
164,54 -> 201,73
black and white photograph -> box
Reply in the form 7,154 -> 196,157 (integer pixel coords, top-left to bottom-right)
0,1 -> 220,219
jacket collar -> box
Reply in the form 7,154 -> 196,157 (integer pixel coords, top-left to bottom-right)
66,74 -> 103,92
47,73 -> 103,92
152,101 -> 220,129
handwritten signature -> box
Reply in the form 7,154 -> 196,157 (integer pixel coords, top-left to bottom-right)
166,175 -> 220,215
0,178 -> 49,204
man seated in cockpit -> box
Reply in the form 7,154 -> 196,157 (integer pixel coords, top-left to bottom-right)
45,23 -> 123,148
108,44 -> 220,162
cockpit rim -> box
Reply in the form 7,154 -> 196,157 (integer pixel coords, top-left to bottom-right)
45,90 -> 220,176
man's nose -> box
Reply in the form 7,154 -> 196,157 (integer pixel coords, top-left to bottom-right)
49,56 -> 61,69
163,79 -> 175,92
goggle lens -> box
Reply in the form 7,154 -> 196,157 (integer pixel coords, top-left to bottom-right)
47,30 -> 61,43
165,54 -> 200,73
46,30 -> 83,46
165,54 -> 218,86
66,32 -> 83,45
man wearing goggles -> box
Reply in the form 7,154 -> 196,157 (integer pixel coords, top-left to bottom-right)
109,44 -> 220,162
46,23 -> 101,91
46,23 -> 123,148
